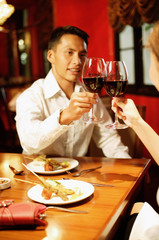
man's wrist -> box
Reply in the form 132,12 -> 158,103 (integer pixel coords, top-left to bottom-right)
59,109 -> 73,125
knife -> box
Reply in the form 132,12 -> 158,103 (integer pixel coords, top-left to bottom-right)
62,178 -> 114,187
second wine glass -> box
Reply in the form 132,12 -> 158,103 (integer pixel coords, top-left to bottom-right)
103,61 -> 128,129
82,57 -> 106,123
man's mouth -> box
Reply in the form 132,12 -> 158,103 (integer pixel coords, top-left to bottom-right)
68,68 -> 81,73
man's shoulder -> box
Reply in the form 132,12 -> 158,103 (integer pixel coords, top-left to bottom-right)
30,78 -> 45,91
17,78 -> 45,101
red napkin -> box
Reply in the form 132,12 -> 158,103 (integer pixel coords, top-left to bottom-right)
0,202 -> 47,229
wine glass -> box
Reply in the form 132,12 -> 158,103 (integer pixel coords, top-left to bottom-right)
103,61 -> 128,129
82,57 -> 106,123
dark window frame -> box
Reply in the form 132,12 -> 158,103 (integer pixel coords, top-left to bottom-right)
114,27 -> 159,97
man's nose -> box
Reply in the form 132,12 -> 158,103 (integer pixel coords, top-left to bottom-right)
73,54 -> 81,64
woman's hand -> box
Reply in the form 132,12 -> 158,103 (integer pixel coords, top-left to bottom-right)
59,92 -> 98,125
111,98 -> 142,128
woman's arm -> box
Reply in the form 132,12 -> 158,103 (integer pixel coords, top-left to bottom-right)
112,98 -> 159,164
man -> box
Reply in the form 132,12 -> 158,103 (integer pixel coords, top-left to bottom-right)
16,25 -> 130,158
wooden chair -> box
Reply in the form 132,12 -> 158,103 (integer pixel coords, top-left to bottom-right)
88,102 -> 146,158
0,87 -> 22,153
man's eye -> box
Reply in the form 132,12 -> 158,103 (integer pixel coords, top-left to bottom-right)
67,51 -> 73,55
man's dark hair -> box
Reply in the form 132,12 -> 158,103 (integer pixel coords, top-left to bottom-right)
48,25 -> 89,50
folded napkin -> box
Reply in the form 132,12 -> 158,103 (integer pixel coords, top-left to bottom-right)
129,202 -> 159,240
0,202 -> 47,229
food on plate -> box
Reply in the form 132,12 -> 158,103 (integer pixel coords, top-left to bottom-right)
40,179 -> 75,201
41,188 -> 52,200
25,154 -> 70,171
44,163 -> 53,171
0,178 -> 9,184
0,178 -> 11,190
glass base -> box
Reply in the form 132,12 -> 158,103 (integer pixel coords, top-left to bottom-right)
105,122 -> 128,130
83,116 -> 103,124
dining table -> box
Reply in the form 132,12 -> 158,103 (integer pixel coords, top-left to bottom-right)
0,153 -> 151,240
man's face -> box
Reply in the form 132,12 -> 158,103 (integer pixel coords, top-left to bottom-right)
48,34 -> 87,84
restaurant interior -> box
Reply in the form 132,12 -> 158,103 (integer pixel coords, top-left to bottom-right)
0,0 -> 159,157
0,0 -> 159,193
0,0 -> 159,238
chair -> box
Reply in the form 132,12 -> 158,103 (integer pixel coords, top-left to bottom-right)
88,100 -> 146,158
0,86 -> 22,153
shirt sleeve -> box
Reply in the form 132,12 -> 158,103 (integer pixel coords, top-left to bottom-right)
15,88 -> 73,154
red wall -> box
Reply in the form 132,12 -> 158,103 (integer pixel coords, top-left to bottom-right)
127,94 -> 159,133
53,0 -> 115,61
126,94 -> 159,158
28,5 -> 45,79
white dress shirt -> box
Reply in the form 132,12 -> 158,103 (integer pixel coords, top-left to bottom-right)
15,70 -> 130,158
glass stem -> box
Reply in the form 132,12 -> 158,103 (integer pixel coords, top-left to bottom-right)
91,104 -> 94,119
114,113 -> 119,124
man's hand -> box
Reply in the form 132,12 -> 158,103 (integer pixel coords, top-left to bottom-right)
59,92 -> 98,125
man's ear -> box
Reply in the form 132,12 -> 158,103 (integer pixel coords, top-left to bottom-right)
47,49 -> 55,64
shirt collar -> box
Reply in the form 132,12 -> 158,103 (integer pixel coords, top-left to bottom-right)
44,69 -> 84,99
44,70 -> 61,99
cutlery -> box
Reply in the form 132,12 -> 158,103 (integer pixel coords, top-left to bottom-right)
40,207 -> 88,219
66,166 -> 102,177
0,199 -> 87,214
45,206 -> 88,214
62,178 -> 114,187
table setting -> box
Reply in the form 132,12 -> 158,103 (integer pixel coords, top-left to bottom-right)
0,155 -> 104,230
0,153 -> 151,240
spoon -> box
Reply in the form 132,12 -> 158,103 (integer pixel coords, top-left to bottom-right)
66,166 -> 102,177
9,165 -> 24,175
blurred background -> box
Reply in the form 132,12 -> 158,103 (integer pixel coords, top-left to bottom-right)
0,0 -> 159,158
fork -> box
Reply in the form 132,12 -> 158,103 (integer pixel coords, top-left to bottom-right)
45,206 -> 88,214
66,166 -> 102,177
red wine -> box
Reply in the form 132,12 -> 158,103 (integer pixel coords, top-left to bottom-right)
103,80 -> 128,97
83,77 -> 104,93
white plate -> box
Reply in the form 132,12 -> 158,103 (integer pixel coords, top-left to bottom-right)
27,180 -> 94,205
26,158 -> 79,175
